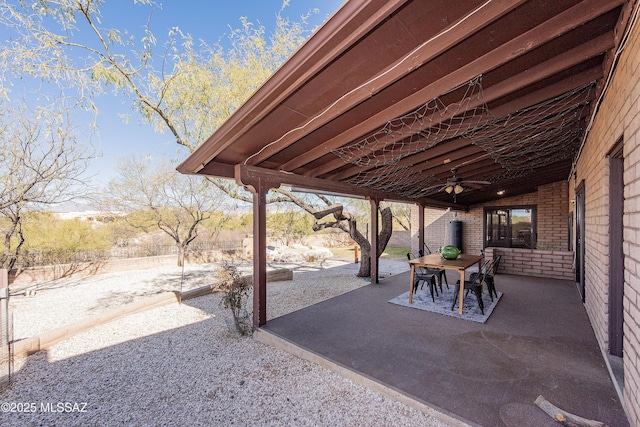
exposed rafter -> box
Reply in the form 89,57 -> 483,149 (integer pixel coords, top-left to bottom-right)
178,0 -> 626,209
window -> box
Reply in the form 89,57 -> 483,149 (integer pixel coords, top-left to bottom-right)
484,206 -> 536,249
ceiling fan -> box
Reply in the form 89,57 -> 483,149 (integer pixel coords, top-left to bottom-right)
427,168 -> 491,201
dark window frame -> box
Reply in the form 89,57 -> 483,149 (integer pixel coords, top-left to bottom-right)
483,205 -> 537,249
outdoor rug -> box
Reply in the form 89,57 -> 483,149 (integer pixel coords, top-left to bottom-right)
388,283 -> 503,323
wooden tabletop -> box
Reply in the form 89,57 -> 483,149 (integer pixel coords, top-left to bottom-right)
408,253 -> 483,270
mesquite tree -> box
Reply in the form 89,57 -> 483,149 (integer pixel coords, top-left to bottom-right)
105,156 -> 225,267
0,0 -> 395,276
0,102 -> 93,270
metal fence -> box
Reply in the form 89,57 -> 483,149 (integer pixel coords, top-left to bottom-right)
15,240 -> 243,268
0,269 -> 12,391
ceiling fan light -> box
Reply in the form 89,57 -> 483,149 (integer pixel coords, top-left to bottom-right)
445,185 -> 454,194
454,184 -> 464,194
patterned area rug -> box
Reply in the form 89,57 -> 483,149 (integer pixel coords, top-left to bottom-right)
389,282 -> 502,323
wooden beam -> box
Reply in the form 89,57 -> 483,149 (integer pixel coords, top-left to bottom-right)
486,68 -> 601,118
177,0 -> 415,174
419,148 -> 491,175
330,142 -> 484,182
234,166 -> 282,329
358,67 -> 599,181
308,39 -> 608,180
424,157 -> 500,181
286,0 -> 619,176
190,161 -> 234,179
247,0 -> 526,168
234,164 -> 458,208
250,184 -> 271,329
418,204 -> 425,255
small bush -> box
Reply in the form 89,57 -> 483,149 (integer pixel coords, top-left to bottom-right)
218,261 -> 252,336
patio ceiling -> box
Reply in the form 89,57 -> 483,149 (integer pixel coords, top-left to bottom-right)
178,0 -> 630,209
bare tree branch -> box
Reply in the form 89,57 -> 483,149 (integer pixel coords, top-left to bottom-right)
0,1 -> 400,277
0,101 -> 93,269
105,156 -> 223,266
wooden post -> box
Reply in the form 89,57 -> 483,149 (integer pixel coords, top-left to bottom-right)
235,165 -> 281,329
418,203 -> 425,254
252,185 -> 268,328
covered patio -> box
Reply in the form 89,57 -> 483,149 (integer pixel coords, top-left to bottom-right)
257,271 -> 628,427
177,0 -> 630,326
176,0 -> 636,425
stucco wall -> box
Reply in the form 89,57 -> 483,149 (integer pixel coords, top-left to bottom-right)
573,8 -> 640,424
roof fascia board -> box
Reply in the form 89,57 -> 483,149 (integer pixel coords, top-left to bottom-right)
248,0 -> 526,167
233,164 -> 459,209
177,0 -> 409,174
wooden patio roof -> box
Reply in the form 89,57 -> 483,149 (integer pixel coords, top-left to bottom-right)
178,0 -> 630,209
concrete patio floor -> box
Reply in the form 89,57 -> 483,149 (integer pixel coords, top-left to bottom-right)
257,270 -> 629,427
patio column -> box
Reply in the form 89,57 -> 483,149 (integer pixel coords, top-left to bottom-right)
418,203 -> 425,254
235,165 -> 281,329
369,197 -> 379,284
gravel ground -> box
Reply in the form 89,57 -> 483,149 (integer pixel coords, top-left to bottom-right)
0,258 -> 454,426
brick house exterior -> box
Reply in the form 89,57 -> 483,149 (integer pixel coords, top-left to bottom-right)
411,180 -> 573,279
574,11 -> 640,424
177,1 -> 639,423
410,19 -> 640,424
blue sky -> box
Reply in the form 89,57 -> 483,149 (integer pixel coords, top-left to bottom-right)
2,1 -> 344,187
87,0 -> 344,185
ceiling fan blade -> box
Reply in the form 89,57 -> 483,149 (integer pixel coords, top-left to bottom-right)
423,183 -> 448,192
464,183 -> 486,190
462,180 -> 491,185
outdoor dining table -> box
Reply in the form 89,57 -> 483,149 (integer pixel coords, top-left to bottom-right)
408,253 -> 484,314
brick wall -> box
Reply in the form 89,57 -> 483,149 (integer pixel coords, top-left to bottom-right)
410,206 -> 454,254
486,247 -> 574,280
538,181 -> 570,251
411,183 -> 574,281
573,9 -> 640,425
412,181 -> 570,254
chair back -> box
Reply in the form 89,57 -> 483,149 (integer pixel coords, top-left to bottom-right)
408,252 -> 434,276
473,260 -> 492,285
491,255 -> 502,275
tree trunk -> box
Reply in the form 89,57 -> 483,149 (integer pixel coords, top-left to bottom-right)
377,206 -> 393,257
177,245 -> 186,267
356,243 -> 372,277
268,188 -> 395,278
1,214 -> 22,271
355,205 -> 393,277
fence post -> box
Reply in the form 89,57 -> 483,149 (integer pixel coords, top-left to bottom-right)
0,269 -> 8,346
0,268 -> 11,390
